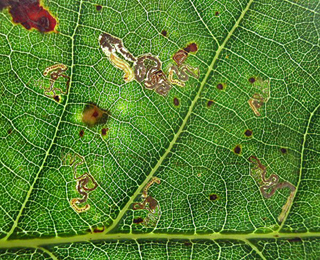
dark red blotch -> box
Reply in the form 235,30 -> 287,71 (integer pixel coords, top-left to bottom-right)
3,0 -> 56,32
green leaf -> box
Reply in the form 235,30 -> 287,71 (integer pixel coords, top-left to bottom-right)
0,0 -> 319,259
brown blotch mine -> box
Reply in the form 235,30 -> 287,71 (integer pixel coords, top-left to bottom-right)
207,100 -> 214,108
161,30 -> 167,37
96,5 -> 102,11
79,129 -> 84,137
133,217 -> 144,224
244,129 -> 253,137
280,148 -> 287,154
233,145 -> 242,155
249,77 -> 256,83
209,193 -> 219,201
173,97 -> 180,106
101,128 -> 108,136
82,103 -> 109,127
184,42 -> 198,53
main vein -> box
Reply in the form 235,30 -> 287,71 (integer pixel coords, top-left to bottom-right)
3,0 -> 84,240
105,0 -> 254,234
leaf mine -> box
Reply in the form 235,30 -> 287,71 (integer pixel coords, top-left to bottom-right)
249,155 -> 296,222
1,0 -> 57,32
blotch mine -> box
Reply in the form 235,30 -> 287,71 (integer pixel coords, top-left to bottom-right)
82,103 -> 109,127
184,42 -> 198,53
5,0 -> 57,32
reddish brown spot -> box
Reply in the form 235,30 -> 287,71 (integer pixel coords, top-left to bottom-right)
249,77 -> 256,83
209,193 -> 218,201
101,128 -> 108,136
161,30 -> 167,37
5,0 -> 57,32
233,145 -> 242,155
207,100 -> 214,107
7,129 -> 13,135
244,129 -> 253,137
217,83 -> 223,90
93,226 -> 105,233
133,217 -> 143,224
79,129 -> 84,137
184,43 -> 198,53
82,103 -> 109,127
96,5 -> 102,11
173,97 -> 180,106
53,95 -> 60,102
215,11 -> 220,16
280,148 -> 287,154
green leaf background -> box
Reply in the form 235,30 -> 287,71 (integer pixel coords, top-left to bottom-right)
0,0 -> 319,259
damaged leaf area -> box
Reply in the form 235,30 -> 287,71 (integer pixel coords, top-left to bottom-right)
0,0 -> 319,259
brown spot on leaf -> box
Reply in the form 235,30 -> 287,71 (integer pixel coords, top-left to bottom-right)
215,11 -> 220,16
96,5 -> 102,11
133,217 -> 144,224
244,129 -> 253,137
184,42 -> 198,53
53,95 -> 60,102
79,129 -> 84,137
280,148 -> 287,154
209,193 -> 219,201
101,128 -> 108,136
93,226 -> 105,233
249,77 -> 256,83
207,100 -> 214,108
161,30 -> 167,37
216,83 -> 224,90
233,145 -> 242,155
8,129 -> 13,135
173,97 -> 180,106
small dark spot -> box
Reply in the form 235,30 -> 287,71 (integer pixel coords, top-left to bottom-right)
173,97 -> 180,106
101,128 -> 108,136
53,95 -> 60,102
216,83 -> 223,90
184,241 -> 192,246
244,129 -> 253,137
92,111 -> 99,118
274,235 -> 279,238
93,226 -> 105,233
233,145 -> 242,155
161,30 -> 167,37
96,5 -> 102,11
184,42 -> 198,53
209,193 -> 219,201
280,148 -> 287,154
8,129 -> 13,135
215,11 -> 220,16
207,100 -> 214,107
82,103 -> 109,127
262,217 -> 267,221
133,217 -> 144,224
249,77 -> 256,83
287,237 -> 302,243
79,130 -> 84,137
